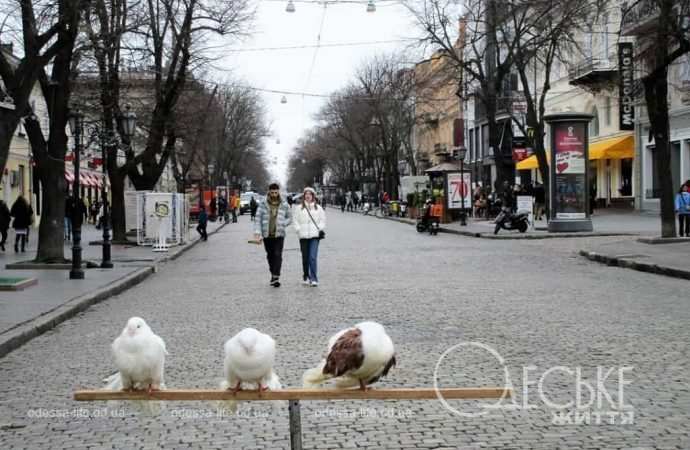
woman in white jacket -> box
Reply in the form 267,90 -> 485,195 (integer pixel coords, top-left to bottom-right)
294,187 -> 326,286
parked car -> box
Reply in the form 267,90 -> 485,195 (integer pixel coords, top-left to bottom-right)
240,192 -> 258,214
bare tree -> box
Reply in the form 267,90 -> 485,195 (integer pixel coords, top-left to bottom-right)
74,0 -> 253,241
0,0 -> 87,262
501,0 -> 599,201
623,0 -> 690,237
407,0 -> 518,192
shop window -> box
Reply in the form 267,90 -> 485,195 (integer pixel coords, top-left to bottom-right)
620,158 -> 633,196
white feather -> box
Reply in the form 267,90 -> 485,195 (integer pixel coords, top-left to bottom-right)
218,328 -> 281,413
103,317 -> 167,415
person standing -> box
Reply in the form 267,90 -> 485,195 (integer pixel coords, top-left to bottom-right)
675,183 -> 690,237
249,196 -> 258,221
197,207 -> 208,241
218,195 -> 228,222
294,187 -> 326,287
253,183 -> 292,287
10,195 -> 32,252
231,191 -> 240,223
0,199 -> 10,251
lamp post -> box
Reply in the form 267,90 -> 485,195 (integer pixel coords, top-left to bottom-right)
68,109 -> 85,279
456,145 -> 468,226
99,123 -> 113,268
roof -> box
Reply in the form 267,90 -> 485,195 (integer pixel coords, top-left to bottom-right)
425,161 -> 461,173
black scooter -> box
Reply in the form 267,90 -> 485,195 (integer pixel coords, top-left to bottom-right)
494,202 -> 529,234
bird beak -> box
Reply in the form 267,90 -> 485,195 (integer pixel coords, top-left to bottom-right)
127,328 -> 136,336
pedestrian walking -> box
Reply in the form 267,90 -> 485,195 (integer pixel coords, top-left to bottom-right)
294,187 -> 326,287
253,183 -> 292,287
10,195 -> 32,252
249,196 -> 258,221
675,183 -> 690,237
534,182 -> 545,220
197,207 -> 208,241
231,191 -> 240,223
209,196 -> 217,221
0,199 -> 10,251
218,196 -> 228,222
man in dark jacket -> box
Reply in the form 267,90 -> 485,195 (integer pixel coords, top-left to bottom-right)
197,207 -> 208,241
10,195 -> 33,252
0,199 -> 10,251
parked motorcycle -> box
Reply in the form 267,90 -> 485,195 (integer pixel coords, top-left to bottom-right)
494,205 -> 529,234
362,202 -> 372,215
399,201 -> 408,217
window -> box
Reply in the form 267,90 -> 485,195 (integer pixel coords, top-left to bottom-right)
590,106 -> 599,137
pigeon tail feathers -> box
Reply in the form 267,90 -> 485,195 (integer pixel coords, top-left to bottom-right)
302,360 -> 330,387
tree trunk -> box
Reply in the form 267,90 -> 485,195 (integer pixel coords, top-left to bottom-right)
643,66 -> 676,237
110,169 -> 128,242
35,157 -> 67,262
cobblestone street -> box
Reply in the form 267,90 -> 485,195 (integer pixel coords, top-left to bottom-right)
1,211 -> 689,450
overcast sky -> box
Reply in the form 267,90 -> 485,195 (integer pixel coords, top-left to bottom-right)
215,0 -> 420,186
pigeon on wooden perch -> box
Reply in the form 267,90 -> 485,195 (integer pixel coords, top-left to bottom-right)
219,328 -> 281,412
303,321 -> 396,390
104,317 -> 168,415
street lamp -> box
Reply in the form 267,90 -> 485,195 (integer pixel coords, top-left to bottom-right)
456,145 -> 468,226
68,109 -> 85,279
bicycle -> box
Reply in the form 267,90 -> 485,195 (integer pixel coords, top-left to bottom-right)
374,203 -> 389,218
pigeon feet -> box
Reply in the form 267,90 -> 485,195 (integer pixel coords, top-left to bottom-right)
359,380 -> 369,391
229,381 -> 242,394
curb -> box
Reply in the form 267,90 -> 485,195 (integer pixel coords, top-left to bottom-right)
0,221 -> 228,359
0,266 -> 154,359
378,215 -> 632,240
579,250 -> 690,280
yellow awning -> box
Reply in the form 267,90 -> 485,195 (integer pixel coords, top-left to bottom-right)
516,134 -> 634,170
589,134 -> 634,160
516,155 -> 540,170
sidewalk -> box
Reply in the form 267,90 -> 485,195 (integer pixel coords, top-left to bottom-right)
580,239 -> 690,280
376,209 -> 661,239
0,220 -> 226,357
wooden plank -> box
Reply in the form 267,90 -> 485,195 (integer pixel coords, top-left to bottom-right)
74,387 -> 511,402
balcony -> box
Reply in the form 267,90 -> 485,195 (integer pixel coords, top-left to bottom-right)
568,57 -> 618,86
433,143 -> 450,156
620,0 -> 660,36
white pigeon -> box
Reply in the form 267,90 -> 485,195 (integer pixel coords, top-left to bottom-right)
218,328 -> 281,412
104,317 -> 168,414
303,321 -> 396,390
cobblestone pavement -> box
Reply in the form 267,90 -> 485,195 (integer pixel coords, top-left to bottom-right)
1,210 -> 689,450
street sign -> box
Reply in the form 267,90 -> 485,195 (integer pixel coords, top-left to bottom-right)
446,172 -> 471,210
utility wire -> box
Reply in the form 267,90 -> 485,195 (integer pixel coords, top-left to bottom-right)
303,3 -> 329,92
222,38 -> 418,53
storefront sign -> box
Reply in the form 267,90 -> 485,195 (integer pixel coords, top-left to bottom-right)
552,122 -> 587,220
619,42 -> 635,131
446,172 -> 471,210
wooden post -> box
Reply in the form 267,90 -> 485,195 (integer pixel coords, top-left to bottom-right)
73,387 -> 510,402
288,400 -> 303,450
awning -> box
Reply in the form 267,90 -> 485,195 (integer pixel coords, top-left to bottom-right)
65,170 -> 74,183
516,134 -> 634,170
516,154 -> 544,170
589,134 -> 634,160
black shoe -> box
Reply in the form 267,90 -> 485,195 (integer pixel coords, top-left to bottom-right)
270,276 -> 280,287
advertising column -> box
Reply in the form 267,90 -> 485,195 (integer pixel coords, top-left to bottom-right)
546,113 -> 594,232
